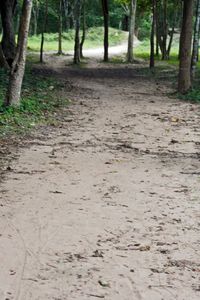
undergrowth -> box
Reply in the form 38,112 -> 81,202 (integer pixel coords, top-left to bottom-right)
28,27 -> 127,52
0,66 -> 69,138
177,87 -> 200,103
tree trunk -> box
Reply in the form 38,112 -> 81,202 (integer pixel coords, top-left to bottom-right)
162,0 -> 167,60
127,0 -> 137,63
178,0 -> 184,60
40,0 -> 48,63
191,0 -> 200,78
58,0 -> 63,55
0,44 -> 10,69
74,0 -> 81,64
32,0 -> 39,35
178,0 -> 193,94
166,26 -> 175,59
0,0 -> 17,66
80,0 -> 86,59
63,0 -> 70,31
101,0 -> 109,62
155,0 -> 159,56
4,0 -> 33,107
166,6 -> 178,60
150,0 -> 155,69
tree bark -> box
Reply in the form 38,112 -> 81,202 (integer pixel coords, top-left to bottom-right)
150,0 -> 155,69
58,0 -> 63,55
101,0 -> 109,62
32,0 -> 39,35
127,0 -> 137,63
178,0 -> 193,94
0,0 -> 17,66
155,0 -> 159,56
40,0 -> 48,63
63,0 -> 70,31
80,0 -> 86,59
178,0 -> 184,60
162,0 -> 167,60
5,0 -> 33,106
74,0 -> 81,64
191,0 -> 200,78
166,5 -> 178,60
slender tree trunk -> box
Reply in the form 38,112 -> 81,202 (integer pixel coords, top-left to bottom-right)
58,0 -> 63,55
101,0 -> 109,62
74,0 -> 81,64
32,0 -> 39,35
4,0 -> 33,107
191,0 -> 200,78
127,0 -> 137,63
80,0 -> 86,59
155,0 -> 159,56
40,0 -> 48,63
178,0 -> 193,94
178,0 -> 184,60
0,44 -> 10,69
166,25 -> 175,59
161,0 -> 168,60
166,6 -> 177,59
150,0 -> 155,69
63,0 -> 70,31
0,0 -> 17,66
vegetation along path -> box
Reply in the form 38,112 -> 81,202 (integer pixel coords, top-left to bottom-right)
0,62 -> 200,300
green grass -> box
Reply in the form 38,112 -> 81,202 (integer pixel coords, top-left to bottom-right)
134,40 -> 200,103
178,88 -> 200,103
0,66 -> 69,138
28,27 -> 127,52
134,40 -> 179,64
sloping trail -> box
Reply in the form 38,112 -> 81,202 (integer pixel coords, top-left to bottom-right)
0,63 -> 200,300
39,36 -> 139,68
70,41 -> 131,58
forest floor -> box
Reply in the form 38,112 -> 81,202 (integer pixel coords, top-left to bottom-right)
0,56 -> 200,300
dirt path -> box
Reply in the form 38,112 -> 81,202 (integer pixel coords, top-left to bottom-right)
37,36 -> 139,68
0,64 -> 200,300
69,41 -> 131,58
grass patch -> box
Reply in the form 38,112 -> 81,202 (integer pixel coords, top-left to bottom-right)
134,40 -> 180,65
28,27 -> 127,52
177,87 -> 200,103
0,66 -> 69,138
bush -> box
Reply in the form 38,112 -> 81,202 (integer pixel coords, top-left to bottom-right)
137,17 -> 151,40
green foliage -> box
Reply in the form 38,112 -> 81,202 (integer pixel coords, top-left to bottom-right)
28,27 -> 127,52
0,67 -> 69,137
137,17 -> 151,40
178,88 -> 200,103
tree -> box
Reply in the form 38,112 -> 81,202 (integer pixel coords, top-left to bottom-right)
74,0 -> 81,64
191,0 -> 200,78
58,0 -> 63,55
80,0 -> 86,59
32,0 -> 39,35
150,0 -> 155,68
101,0 -> 109,62
40,0 -> 48,63
178,0 -> 193,94
127,0 -> 137,62
4,0 -> 33,106
0,0 -> 17,66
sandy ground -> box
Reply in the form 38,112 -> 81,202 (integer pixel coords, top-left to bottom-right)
69,42 -> 131,58
0,61 -> 200,300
